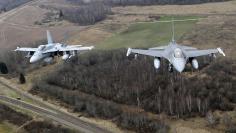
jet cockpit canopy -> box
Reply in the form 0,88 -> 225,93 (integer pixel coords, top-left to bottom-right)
174,48 -> 184,58
38,45 -> 46,51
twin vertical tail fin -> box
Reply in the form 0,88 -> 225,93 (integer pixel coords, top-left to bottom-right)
47,30 -> 53,44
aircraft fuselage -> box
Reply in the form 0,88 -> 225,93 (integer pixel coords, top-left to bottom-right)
29,44 -> 55,63
161,42 -> 188,73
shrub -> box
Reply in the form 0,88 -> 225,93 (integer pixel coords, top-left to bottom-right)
19,73 -> 26,84
0,62 -> 8,74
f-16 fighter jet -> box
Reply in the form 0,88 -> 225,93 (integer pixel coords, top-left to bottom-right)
15,30 -> 94,63
126,21 -> 225,73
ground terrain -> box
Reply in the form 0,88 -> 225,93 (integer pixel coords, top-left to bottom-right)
0,0 -> 236,50
112,1 -> 236,15
0,0 -> 236,133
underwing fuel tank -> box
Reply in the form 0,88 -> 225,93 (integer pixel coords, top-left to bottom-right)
154,58 -> 161,69
62,54 -> 69,60
191,58 -> 199,69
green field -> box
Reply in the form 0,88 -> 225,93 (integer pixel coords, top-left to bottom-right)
98,16 -> 199,49
0,122 -> 17,133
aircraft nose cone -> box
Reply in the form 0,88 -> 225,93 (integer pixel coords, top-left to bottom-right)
175,63 -> 185,73
173,58 -> 186,73
30,56 -> 39,63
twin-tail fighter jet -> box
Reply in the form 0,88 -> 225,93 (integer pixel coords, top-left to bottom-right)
126,20 -> 225,73
15,30 -> 94,63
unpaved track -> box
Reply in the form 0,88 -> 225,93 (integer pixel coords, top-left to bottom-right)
0,78 -> 111,133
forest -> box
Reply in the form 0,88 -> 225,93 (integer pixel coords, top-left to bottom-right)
39,1 -> 112,25
61,2 -> 111,25
31,49 -> 235,132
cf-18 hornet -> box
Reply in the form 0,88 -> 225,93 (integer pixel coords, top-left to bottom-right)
15,30 -> 94,63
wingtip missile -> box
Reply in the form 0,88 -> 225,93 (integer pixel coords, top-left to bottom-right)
89,46 -> 95,50
217,48 -> 226,56
74,45 -> 82,47
14,46 -> 20,51
127,48 -> 132,56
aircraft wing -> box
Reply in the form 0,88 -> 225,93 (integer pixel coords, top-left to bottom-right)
127,48 -> 163,57
180,45 -> 197,50
14,47 -> 38,52
185,48 -> 225,58
42,47 -> 59,53
42,45 -> 94,54
58,46 -> 94,52
69,45 -> 82,47
149,46 -> 167,50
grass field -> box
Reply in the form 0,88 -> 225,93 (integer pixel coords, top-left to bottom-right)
0,122 -> 17,133
98,16 -> 199,49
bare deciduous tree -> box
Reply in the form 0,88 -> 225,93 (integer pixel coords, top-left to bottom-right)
206,111 -> 217,127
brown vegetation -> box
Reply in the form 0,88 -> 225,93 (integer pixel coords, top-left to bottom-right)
0,103 -> 32,125
24,121 -> 77,133
0,103 -> 77,133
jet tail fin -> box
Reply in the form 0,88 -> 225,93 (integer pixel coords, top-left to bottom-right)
171,18 -> 175,42
47,30 -> 53,44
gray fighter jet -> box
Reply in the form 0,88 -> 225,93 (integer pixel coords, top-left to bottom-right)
126,21 -> 225,73
15,30 -> 94,63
